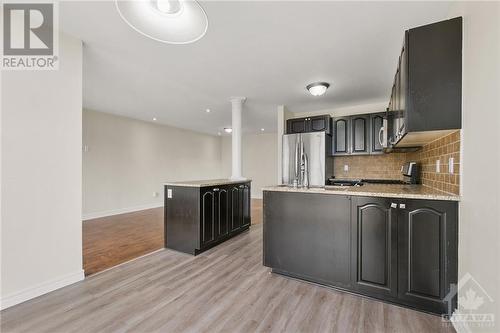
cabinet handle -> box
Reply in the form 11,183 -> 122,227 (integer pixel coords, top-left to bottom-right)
399,203 -> 406,209
390,203 -> 397,209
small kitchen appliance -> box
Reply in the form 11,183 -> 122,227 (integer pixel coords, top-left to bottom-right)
402,162 -> 420,184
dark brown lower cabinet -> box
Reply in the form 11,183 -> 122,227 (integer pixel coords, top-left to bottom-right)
397,199 -> 458,314
351,197 -> 398,298
263,191 -> 458,315
166,181 -> 251,255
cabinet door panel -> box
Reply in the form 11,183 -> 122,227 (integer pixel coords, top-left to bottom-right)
287,118 -> 307,134
351,116 -> 369,154
229,186 -> 241,232
218,189 -> 229,237
309,115 -> 331,134
351,197 -> 398,297
333,118 -> 349,155
398,200 -> 458,314
241,184 -> 251,227
201,191 -> 215,245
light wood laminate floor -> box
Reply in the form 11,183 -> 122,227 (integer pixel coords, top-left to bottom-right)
83,199 -> 263,276
2,222 -> 453,333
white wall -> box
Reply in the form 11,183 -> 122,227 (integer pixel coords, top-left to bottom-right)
82,110 -> 223,219
447,3 -> 500,332
221,133 -> 277,199
1,33 -> 83,309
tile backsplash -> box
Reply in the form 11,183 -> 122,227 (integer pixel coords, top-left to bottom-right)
333,130 -> 461,195
407,130 -> 461,195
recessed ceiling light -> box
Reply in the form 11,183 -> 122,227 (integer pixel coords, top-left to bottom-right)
261,128 -> 265,131
206,108 -> 211,113
115,0 -> 208,44
224,127 -> 232,133
152,117 -> 157,121
306,82 -> 330,96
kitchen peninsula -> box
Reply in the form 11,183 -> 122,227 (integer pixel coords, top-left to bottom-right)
164,179 -> 251,255
263,184 -> 458,315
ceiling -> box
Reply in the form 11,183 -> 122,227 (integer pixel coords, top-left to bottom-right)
60,1 -> 452,135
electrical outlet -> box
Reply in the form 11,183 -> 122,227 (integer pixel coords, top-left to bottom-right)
449,157 -> 454,174
344,165 -> 349,172
436,160 -> 441,173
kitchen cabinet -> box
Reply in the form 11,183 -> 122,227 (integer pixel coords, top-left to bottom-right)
387,17 -> 462,148
286,115 -> 331,135
397,199 -> 458,314
333,113 -> 386,156
263,191 -> 458,315
286,117 -> 308,134
350,115 -> 370,155
165,181 -> 251,255
333,117 -> 350,155
351,197 -> 398,298
263,191 -> 351,288
229,183 -> 250,233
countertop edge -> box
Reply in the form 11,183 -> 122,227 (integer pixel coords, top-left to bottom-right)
164,179 -> 252,187
262,187 -> 460,202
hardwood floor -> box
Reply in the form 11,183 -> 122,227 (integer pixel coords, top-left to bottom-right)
83,207 -> 164,276
83,199 -> 263,276
2,222 -> 453,333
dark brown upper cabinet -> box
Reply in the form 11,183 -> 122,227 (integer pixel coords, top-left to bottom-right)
351,115 -> 370,155
333,113 -> 387,156
287,118 -> 308,134
333,117 -> 350,155
286,115 -> 331,135
387,17 -> 462,148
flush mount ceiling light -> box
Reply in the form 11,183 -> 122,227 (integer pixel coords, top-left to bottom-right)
115,0 -> 208,44
306,82 -> 330,96
224,127 -> 232,133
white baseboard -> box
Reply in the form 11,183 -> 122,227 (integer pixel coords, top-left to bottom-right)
82,202 -> 163,220
0,269 -> 84,310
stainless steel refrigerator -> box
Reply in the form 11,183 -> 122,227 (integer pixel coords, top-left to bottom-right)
282,132 -> 333,187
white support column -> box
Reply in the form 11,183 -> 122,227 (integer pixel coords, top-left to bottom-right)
230,97 -> 246,180
277,105 -> 291,184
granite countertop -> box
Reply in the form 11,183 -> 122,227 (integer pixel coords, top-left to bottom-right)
164,179 -> 251,187
263,184 -> 460,201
